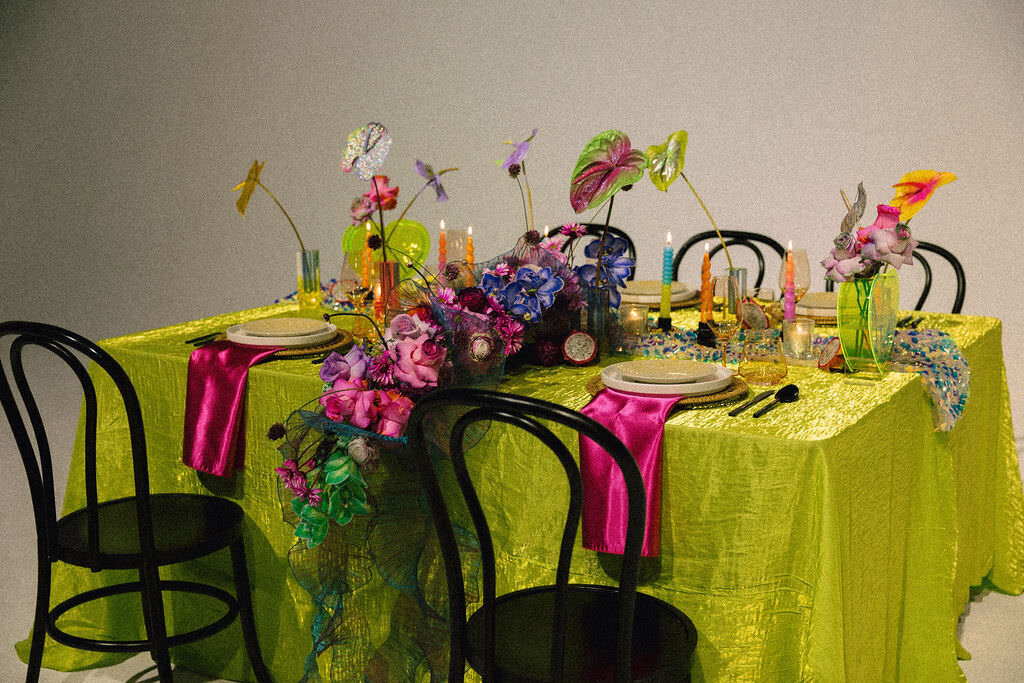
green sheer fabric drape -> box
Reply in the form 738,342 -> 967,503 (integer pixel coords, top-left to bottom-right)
18,304 -> 1024,682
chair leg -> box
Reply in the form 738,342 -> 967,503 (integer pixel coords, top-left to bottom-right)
26,550 -> 51,683
138,563 -> 173,681
230,540 -> 272,683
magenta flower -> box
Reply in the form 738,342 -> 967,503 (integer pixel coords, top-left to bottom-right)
320,377 -> 377,429
376,391 -> 414,437
362,175 -> 399,212
390,335 -> 447,389
275,459 -> 306,496
492,314 -> 525,356
856,204 -> 901,245
560,222 -> 587,238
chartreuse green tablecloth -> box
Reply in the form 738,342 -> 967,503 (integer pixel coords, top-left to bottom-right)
19,304 -> 1024,681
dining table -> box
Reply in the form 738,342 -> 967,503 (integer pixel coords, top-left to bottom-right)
18,302 -> 1024,682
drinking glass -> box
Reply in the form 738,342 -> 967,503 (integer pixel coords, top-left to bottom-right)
335,258 -> 374,339
708,275 -> 740,366
778,249 -> 811,302
738,329 -> 788,385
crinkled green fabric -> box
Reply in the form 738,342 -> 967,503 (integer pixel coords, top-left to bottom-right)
18,305 -> 1024,682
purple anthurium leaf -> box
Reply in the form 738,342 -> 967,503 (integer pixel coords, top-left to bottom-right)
569,130 -> 647,213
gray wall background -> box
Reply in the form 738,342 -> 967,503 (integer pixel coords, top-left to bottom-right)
3,0 -> 1023,432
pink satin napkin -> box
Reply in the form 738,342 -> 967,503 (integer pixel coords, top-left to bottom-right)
580,388 -> 681,557
182,340 -> 282,476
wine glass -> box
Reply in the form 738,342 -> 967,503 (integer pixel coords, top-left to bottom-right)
778,249 -> 811,302
335,257 -> 373,339
708,275 -> 740,366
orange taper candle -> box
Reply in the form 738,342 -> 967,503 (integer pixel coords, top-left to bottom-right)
438,220 -> 447,271
700,242 -> 711,322
361,223 -> 371,288
466,226 -> 474,266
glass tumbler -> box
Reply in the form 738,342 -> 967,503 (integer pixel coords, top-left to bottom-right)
738,329 -> 788,386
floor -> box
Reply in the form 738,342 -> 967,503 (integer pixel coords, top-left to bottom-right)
1,374 -> 1023,681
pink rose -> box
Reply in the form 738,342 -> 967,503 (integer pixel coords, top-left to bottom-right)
386,313 -> 436,343
319,377 -> 377,429
391,335 -> 447,389
363,175 -> 399,211
376,391 -> 414,437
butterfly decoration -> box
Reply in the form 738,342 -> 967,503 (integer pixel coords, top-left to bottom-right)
342,122 -> 393,180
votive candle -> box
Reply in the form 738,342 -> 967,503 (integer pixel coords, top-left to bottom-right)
466,226 -> 474,266
700,242 -> 711,323
438,219 -> 447,272
784,240 -> 796,321
361,223 -> 372,288
658,231 -> 673,331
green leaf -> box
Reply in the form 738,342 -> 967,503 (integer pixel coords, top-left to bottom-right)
647,130 -> 688,192
324,454 -> 357,485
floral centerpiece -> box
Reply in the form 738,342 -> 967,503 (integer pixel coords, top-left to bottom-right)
822,170 -> 956,282
820,169 -> 956,372
270,291 -> 503,548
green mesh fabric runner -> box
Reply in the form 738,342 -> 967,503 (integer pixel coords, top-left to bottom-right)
18,304 -> 1024,681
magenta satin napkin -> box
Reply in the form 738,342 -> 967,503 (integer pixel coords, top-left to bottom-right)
580,388 -> 681,557
182,341 -> 282,476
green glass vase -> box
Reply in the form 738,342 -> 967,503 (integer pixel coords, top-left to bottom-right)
836,269 -> 899,374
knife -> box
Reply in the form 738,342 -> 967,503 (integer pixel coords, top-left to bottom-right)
728,390 -> 774,417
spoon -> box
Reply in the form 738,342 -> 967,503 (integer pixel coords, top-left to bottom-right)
751,384 -> 799,418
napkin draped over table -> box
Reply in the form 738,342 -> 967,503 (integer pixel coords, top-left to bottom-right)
183,340 -> 282,476
580,389 -> 681,557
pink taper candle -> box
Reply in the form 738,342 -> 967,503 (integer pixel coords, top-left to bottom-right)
784,240 -> 796,321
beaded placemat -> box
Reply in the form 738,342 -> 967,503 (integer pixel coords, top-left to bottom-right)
585,374 -> 749,410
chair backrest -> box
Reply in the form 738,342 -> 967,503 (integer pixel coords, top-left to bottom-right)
560,223 -> 638,280
0,321 -> 158,570
672,230 -> 786,290
406,387 -> 646,682
823,241 -> 966,313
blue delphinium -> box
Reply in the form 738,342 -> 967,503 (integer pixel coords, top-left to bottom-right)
574,235 -> 635,307
480,266 -> 564,323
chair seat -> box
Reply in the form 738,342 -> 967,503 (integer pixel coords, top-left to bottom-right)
465,584 -> 697,682
56,493 -> 244,569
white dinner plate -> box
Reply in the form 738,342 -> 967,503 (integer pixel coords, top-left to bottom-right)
615,359 -> 718,384
619,280 -> 697,305
226,322 -> 338,348
796,291 -> 838,313
601,362 -> 734,396
236,317 -> 332,337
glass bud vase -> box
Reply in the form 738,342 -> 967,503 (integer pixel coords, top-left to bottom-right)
836,269 -> 899,375
297,249 -> 321,312
585,286 -> 614,360
373,260 -> 400,325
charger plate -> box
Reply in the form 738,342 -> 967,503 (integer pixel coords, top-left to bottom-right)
227,322 -> 338,347
586,374 -> 749,410
213,330 -> 354,358
620,280 -> 697,306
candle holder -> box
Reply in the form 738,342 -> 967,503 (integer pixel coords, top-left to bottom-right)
783,317 -> 816,363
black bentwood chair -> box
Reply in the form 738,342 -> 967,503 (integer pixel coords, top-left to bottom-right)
824,240 -> 966,314
560,223 -> 638,281
0,322 -> 271,683
672,230 -> 786,289
407,388 -> 697,682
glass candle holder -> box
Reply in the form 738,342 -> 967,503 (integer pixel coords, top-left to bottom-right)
619,303 -> 649,337
783,317 -> 815,361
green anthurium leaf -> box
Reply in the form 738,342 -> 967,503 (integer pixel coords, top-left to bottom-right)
324,454 -> 357,485
569,130 -> 647,213
647,130 -> 688,192
348,497 -> 369,516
